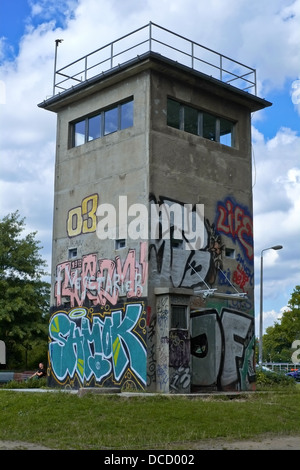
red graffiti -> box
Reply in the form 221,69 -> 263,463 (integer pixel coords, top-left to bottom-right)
216,199 -> 253,260
232,264 -> 249,291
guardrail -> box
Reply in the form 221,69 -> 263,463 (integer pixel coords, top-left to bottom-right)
53,22 -> 256,96
263,363 -> 300,372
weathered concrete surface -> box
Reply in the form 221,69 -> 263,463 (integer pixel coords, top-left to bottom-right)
77,387 -> 121,397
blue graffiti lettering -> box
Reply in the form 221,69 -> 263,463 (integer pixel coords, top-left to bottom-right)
49,303 -> 146,386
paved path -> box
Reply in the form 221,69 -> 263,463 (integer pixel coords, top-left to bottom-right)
0,435 -> 299,450
193,435 -> 300,450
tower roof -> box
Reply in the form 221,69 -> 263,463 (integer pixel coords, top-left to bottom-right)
38,23 -> 271,113
39,51 -> 271,114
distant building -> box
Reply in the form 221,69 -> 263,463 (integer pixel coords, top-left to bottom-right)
39,23 -> 271,392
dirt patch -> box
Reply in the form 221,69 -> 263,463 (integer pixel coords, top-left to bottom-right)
0,440 -> 52,450
191,435 -> 300,450
0,435 -> 299,450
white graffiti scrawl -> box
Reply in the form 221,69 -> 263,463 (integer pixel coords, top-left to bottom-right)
191,308 -> 255,390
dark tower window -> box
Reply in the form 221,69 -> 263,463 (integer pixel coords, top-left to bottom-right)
167,99 -> 180,129
171,305 -> 187,329
167,98 -> 235,147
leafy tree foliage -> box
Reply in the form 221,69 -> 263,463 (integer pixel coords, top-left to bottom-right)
262,285 -> 300,363
0,212 -> 50,368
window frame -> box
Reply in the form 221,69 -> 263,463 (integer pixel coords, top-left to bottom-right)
68,247 -> 78,259
115,238 -> 126,250
167,98 -> 236,148
170,305 -> 188,330
70,97 -> 134,148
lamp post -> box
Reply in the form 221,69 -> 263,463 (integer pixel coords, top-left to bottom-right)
259,245 -> 283,367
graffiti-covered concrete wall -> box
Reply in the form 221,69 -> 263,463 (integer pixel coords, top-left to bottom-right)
154,288 -> 192,393
146,193 -> 255,392
48,302 -> 147,389
41,53 -> 270,393
46,67 -> 151,391
145,65 -> 259,392
54,240 -> 148,308
191,308 -> 255,391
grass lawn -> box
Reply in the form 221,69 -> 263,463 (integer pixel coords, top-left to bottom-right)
0,388 -> 299,450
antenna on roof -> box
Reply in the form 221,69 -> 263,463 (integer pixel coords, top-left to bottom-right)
53,39 -> 64,95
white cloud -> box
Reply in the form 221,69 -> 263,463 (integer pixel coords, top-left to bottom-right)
255,304 -> 292,335
256,308 -> 282,333
252,124 -> 300,319
20,0 -> 300,94
253,127 -> 300,218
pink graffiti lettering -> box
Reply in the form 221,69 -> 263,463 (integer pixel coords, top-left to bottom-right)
55,242 -> 148,307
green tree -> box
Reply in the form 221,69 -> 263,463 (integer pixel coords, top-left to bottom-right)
0,211 -> 50,369
262,286 -> 300,363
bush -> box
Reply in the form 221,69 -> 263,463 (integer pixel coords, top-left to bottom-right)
256,368 -> 295,389
0,377 -> 47,389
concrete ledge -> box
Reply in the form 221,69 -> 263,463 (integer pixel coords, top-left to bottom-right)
78,387 -> 121,397
154,287 -> 193,296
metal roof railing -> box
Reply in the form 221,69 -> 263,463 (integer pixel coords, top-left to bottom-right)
53,22 -> 256,96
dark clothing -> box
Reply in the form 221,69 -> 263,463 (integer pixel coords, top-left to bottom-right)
36,367 -> 46,378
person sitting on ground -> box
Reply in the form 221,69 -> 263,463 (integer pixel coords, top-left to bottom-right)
30,362 -> 46,379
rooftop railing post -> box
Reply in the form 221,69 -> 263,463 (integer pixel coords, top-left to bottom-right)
220,55 -> 223,82
85,56 -> 88,81
53,39 -> 63,95
191,42 -> 194,69
149,22 -> 152,51
111,43 -> 114,68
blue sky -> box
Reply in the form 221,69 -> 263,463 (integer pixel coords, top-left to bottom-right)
1,0 -> 299,335
0,0 -> 68,58
0,1 -> 29,58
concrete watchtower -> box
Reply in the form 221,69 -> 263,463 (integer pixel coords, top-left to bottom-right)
39,23 -> 271,393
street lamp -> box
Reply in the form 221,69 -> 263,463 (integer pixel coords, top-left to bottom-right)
259,244 -> 283,367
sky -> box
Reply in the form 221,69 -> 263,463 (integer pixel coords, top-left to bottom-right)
0,0 -> 299,335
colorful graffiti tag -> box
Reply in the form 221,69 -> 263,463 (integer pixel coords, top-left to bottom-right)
148,194 -> 221,289
148,195 -> 254,295
48,302 -> 147,389
50,191 -> 256,392
216,197 -> 253,260
191,308 -> 255,391
55,242 -> 148,307
67,194 -> 98,237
